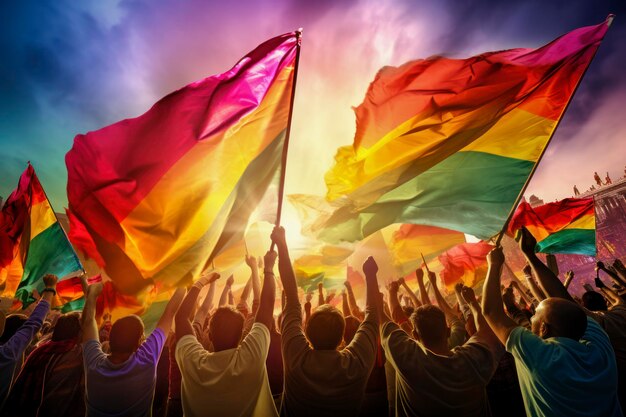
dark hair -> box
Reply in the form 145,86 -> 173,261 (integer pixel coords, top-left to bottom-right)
52,313 -> 82,342
411,305 -> 448,347
0,314 -> 28,344
109,315 -> 144,354
306,305 -> 345,350
582,291 -> 608,311
209,307 -> 245,351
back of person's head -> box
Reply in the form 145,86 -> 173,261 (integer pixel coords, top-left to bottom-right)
306,304 -> 345,350
582,291 -> 608,311
0,314 -> 28,344
411,305 -> 449,348
343,315 -> 360,345
533,298 -> 587,341
109,315 -> 145,354
52,313 -> 82,342
209,307 -> 245,351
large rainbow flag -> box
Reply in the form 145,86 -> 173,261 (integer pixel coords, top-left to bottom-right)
320,18 -> 611,242
0,164 -> 84,310
508,197 -> 596,255
66,32 -> 299,293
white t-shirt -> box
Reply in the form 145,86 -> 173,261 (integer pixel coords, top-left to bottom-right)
175,322 -> 277,417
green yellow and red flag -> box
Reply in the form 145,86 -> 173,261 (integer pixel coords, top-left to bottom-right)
320,17 -> 612,242
508,197 -> 596,255
0,164 -> 84,310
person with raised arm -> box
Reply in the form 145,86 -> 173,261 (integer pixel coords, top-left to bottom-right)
415,268 -> 431,306
482,243 -> 622,417
175,249 -> 278,417
344,280 -> 365,321
218,274 -> 235,307
380,266 -> 502,416
81,279 -> 185,417
0,273 -> 58,406
274,226 -> 379,417
398,277 -> 421,308
425,270 -> 466,349
386,280 -> 412,335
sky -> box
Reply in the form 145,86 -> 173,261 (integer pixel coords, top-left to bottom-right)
1,0 -> 625,230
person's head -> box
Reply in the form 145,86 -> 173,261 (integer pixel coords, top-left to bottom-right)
52,313 -> 82,342
209,307 -> 244,351
0,314 -> 27,344
410,305 -> 449,349
531,298 -> 587,340
109,315 -> 145,354
402,305 -> 415,318
343,315 -> 360,345
582,291 -> 608,312
306,305 -> 345,350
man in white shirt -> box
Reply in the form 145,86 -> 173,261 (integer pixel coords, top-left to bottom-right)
174,245 -> 278,417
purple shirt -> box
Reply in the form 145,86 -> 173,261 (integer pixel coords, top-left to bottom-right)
0,299 -> 49,406
83,328 -> 166,417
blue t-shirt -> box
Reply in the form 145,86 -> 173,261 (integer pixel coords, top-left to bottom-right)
506,317 -> 623,417
83,328 -> 166,417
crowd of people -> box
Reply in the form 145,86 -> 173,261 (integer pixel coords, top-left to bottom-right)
1,226 -> 626,416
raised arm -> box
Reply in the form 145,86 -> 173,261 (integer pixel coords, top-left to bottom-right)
218,275 -> 234,307
427,271 -> 458,320
519,228 -> 574,302
271,226 -> 298,305
597,262 -> 626,289
174,273 -> 220,338
156,287 -> 186,335
595,275 -> 624,306
363,257 -> 380,323
399,277 -> 421,308
341,289 -> 351,317
462,286 -> 497,341
386,280 -> 407,324
510,280 -> 537,308
481,247 -> 519,345
193,279 -> 217,327
255,250 -> 277,329
563,270 -> 575,290
344,281 -> 364,320
415,268 -> 431,306
522,264 -> 546,302
317,282 -> 325,307
82,281 -> 103,343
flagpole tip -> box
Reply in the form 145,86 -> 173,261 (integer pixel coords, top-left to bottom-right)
606,14 -> 615,26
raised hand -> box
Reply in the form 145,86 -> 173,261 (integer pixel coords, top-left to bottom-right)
42,274 -> 58,289
270,226 -> 286,248
194,272 -> 220,289
426,271 -> 437,285
487,246 -> 505,268
305,292 -> 313,303
226,275 -> 235,287
415,268 -> 424,281
501,285 -> 516,306
386,280 -> 400,293
263,250 -> 278,272
461,285 -> 477,304
363,256 -> 378,276
245,254 -> 257,268
517,227 -> 537,256
87,282 -> 103,298
344,280 -> 352,289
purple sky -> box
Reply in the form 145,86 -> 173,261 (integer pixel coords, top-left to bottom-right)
1,0 -> 624,211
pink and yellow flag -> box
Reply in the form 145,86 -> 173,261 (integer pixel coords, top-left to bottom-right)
438,241 -> 494,288
66,33 -> 299,294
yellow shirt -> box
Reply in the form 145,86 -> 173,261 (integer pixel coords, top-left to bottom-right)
175,322 -> 277,417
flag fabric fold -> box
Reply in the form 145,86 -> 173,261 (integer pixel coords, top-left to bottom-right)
66,32 -> 299,294
320,18 -> 611,242
0,164 -> 83,308
438,241 -> 494,288
508,197 -> 596,255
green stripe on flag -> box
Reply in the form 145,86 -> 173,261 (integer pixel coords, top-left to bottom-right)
321,151 -> 534,242
536,228 -> 596,256
16,222 -> 83,307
